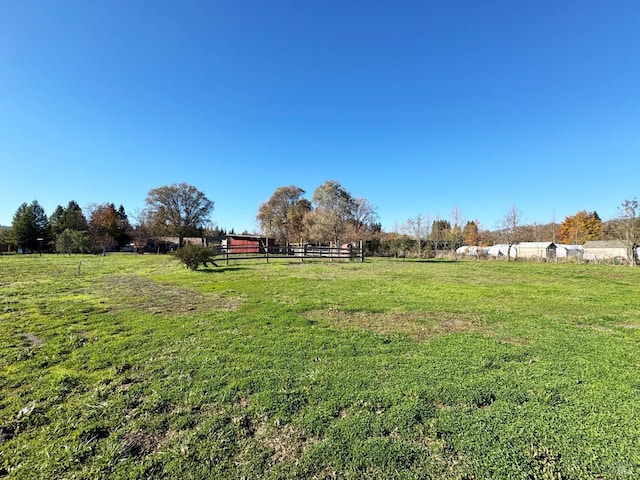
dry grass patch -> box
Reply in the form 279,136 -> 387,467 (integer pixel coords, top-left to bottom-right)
21,333 -> 44,347
258,423 -> 316,465
92,275 -> 239,316
304,309 -> 483,340
618,323 -> 640,329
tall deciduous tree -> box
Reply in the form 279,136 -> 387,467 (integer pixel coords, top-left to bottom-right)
144,183 -> 214,247
557,211 -> 602,244
310,180 -> 355,245
256,185 -> 311,244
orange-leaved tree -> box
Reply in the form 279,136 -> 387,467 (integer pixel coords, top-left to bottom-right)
557,211 -> 601,244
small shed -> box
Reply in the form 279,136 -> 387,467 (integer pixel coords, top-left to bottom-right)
555,244 -> 583,259
222,234 -> 275,254
582,240 -> 630,263
517,242 -> 557,260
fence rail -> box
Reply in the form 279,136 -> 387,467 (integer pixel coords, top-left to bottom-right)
211,242 -> 364,265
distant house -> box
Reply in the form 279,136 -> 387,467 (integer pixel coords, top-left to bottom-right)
582,240 -> 631,263
222,234 -> 275,254
517,242 -> 557,260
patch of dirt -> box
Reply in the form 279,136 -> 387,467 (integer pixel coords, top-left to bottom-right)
122,429 -> 178,457
303,309 -> 483,341
92,275 -> 239,316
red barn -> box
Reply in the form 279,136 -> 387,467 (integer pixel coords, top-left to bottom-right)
222,235 -> 275,254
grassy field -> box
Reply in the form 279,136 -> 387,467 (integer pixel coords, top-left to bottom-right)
1,254 -> 639,479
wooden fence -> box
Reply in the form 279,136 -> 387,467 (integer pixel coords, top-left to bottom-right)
212,241 -> 365,265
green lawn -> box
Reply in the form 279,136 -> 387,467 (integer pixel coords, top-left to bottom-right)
1,254 -> 639,479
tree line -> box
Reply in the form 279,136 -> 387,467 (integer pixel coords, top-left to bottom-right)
1,183 -> 217,254
2,180 -> 639,261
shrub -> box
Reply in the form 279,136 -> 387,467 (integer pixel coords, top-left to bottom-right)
171,244 -> 214,270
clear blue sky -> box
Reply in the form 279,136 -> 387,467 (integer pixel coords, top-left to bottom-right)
2,1 -> 639,232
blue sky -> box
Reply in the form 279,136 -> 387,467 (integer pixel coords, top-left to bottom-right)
1,1 -> 639,232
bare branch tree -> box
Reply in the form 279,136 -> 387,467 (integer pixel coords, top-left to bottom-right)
351,197 -> 378,237
499,204 -> 522,261
450,206 -> 464,254
402,214 -> 430,258
614,198 -> 640,266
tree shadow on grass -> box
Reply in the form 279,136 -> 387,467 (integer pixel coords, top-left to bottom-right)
200,266 -> 247,274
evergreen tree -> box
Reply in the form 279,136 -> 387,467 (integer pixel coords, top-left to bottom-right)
62,200 -> 89,232
116,204 -> 132,247
12,201 -> 49,252
49,205 -> 66,237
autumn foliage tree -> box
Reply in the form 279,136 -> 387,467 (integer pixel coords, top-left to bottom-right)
557,211 -> 602,244
256,185 -> 312,244
462,220 -> 481,246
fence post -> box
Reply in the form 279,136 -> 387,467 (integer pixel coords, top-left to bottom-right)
360,240 -> 364,262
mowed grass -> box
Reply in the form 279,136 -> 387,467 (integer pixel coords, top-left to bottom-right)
1,254 -> 639,479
